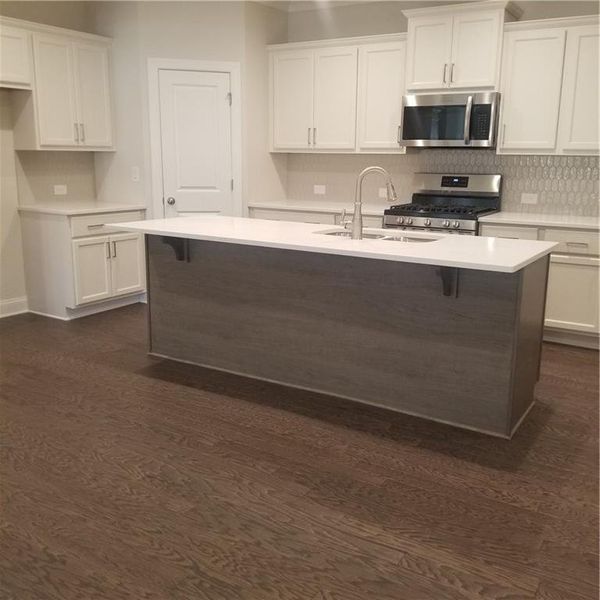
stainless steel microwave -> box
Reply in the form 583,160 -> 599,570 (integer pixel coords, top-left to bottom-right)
401,92 -> 500,148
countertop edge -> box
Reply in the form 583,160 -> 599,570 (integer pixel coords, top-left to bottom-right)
18,204 -> 148,216
479,212 -> 600,230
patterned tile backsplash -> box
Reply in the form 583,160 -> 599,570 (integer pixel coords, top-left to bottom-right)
286,150 -> 600,216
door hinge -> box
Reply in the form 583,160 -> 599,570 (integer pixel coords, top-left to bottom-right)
230,178 -> 234,191
226,92 -> 232,106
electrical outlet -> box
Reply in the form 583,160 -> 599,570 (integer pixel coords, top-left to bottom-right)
53,184 -> 67,196
131,166 -> 140,182
521,192 -> 538,205
313,184 -> 326,195
378,187 -> 388,199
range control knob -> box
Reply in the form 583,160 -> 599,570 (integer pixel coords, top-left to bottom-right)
442,220 -> 450,227
452,221 -> 460,228
406,218 -> 413,225
424,218 -> 431,226
398,217 -> 404,224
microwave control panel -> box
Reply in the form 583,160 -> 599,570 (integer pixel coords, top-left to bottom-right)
470,105 -> 492,140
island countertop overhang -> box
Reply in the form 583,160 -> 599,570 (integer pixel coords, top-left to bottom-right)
113,215 -> 557,274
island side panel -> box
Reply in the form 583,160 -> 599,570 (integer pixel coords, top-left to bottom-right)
147,236 -> 524,436
509,255 -> 550,432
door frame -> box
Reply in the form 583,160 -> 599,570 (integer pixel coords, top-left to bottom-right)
147,58 -> 242,218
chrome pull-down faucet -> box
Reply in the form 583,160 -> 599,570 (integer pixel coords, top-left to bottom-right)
352,166 -> 398,240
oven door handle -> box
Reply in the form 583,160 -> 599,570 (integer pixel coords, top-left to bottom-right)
463,95 -> 473,145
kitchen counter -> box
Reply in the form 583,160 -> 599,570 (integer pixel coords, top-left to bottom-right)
116,214 -> 551,438
479,212 -> 600,230
18,202 -> 147,216
114,215 -> 555,274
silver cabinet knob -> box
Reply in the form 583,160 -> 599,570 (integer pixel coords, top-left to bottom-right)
166,197 -> 176,205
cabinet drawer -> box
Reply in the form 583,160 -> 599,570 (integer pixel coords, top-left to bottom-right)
541,228 -> 599,256
71,211 -> 145,238
479,224 -> 539,240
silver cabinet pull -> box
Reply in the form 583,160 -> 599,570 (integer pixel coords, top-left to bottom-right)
566,241 -> 589,247
307,127 -> 311,145
112,241 -> 117,258
106,241 -> 110,259
313,127 -> 316,145
80,123 -> 85,143
397,125 -> 402,145
450,63 -> 455,83
74,123 -> 79,143
442,63 -> 447,84
502,123 -> 507,145
87,223 -> 104,230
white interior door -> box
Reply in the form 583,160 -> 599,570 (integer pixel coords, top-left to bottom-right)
74,42 -> 113,147
313,46 -> 358,149
110,233 -> 145,297
159,69 -> 233,217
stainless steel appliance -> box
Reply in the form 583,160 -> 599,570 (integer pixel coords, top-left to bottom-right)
383,173 -> 501,236
401,92 -> 500,148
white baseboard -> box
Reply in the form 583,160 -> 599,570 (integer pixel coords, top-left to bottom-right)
0,296 -> 28,318
544,328 -> 599,350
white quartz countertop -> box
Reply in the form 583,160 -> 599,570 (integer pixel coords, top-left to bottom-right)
18,202 -> 147,216
113,216 -> 557,273
479,212 -> 600,230
248,200 -> 390,216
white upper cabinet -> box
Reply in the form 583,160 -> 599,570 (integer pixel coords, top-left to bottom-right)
272,49 -> 314,150
557,25 -> 600,154
405,16 -> 453,91
0,25 -> 32,88
5,16 -> 115,152
498,28 -> 566,152
357,41 -> 406,151
404,4 -> 507,92
33,33 -> 79,147
449,10 -> 503,89
313,46 -> 357,149
73,42 -> 113,148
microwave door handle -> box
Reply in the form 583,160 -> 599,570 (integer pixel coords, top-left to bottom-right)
463,95 -> 473,144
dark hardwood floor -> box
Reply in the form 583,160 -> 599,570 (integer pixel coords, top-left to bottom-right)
0,303 -> 598,600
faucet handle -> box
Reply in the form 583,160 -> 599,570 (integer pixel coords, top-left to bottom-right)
339,208 -> 353,230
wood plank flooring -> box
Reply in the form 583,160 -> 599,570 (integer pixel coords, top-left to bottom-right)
0,304 -> 598,600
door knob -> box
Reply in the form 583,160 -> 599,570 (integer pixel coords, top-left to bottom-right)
166,197 -> 176,205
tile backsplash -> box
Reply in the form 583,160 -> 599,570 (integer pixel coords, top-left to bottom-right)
286,150 -> 599,216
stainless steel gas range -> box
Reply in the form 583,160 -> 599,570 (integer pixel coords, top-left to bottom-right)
383,173 -> 502,236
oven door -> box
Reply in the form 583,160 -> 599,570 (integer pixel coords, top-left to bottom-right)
401,92 -> 499,148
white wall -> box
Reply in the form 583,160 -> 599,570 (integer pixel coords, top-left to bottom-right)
92,0 -> 288,215
0,90 -> 27,315
287,0 -> 600,41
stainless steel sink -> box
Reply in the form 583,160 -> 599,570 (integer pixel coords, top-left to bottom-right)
323,230 -> 386,239
382,236 -> 437,243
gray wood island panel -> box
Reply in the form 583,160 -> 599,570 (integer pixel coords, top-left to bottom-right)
146,235 -> 549,438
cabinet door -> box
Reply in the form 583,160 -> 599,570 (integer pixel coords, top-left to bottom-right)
405,15 -> 453,90
449,10 -> 502,89
0,25 -> 31,87
499,29 -> 566,152
109,233 -> 145,297
313,46 -> 358,149
545,255 -> 599,333
73,42 -> 113,147
72,236 -> 112,305
357,42 -> 406,151
272,50 -> 314,150
32,34 -> 78,147
557,25 -> 600,154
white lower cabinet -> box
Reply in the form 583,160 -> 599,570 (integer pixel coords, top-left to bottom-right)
480,223 -> 599,348
72,233 -> 144,305
545,254 -> 599,334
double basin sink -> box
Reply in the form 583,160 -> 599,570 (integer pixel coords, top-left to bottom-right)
317,228 -> 439,243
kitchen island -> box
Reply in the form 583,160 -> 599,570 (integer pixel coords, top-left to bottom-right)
114,216 -> 556,438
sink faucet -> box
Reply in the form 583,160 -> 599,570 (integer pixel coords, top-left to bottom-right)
351,166 -> 398,240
